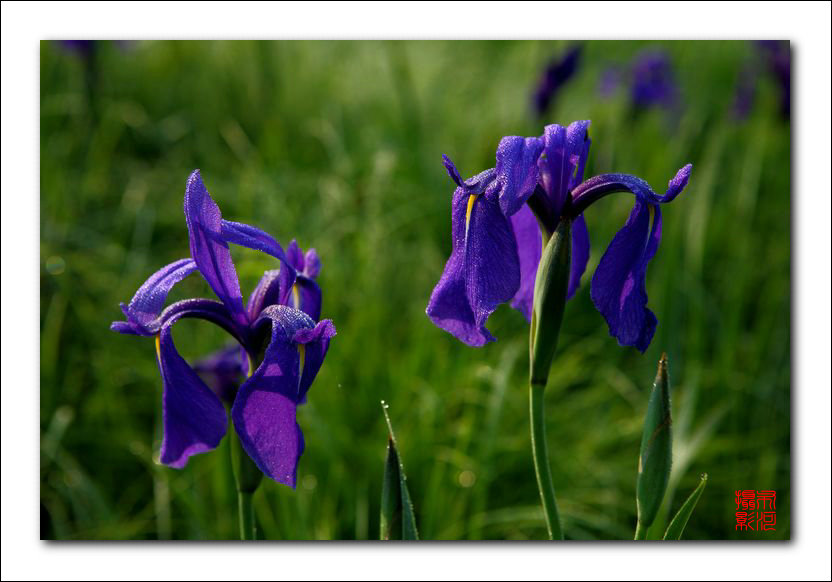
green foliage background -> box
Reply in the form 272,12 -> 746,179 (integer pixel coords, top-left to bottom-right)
40,40 -> 790,540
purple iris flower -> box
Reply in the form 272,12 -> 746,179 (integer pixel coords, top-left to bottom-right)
111,170 -> 335,488
599,49 -> 679,114
629,49 -> 678,111
731,41 -> 791,123
427,121 -> 692,352
532,45 -> 582,118
757,40 -> 791,119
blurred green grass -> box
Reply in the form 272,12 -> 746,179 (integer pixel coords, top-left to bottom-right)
40,40 -> 789,540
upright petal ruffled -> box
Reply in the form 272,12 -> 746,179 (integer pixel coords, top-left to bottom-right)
509,204 -> 542,321
537,121 -> 591,217
495,136 -> 544,217
285,239 -> 305,273
231,306 -> 331,487
303,249 -> 321,278
156,310 -> 229,468
590,200 -> 662,352
111,258 -> 197,336
184,170 -> 247,326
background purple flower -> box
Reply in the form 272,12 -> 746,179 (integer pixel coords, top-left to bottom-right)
532,45 -> 582,118
629,49 -> 678,111
598,49 -> 680,116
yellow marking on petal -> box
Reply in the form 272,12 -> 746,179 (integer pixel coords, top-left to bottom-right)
245,352 -> 254,379
154,335 -> 161,362
297,344 -> 306,390
465,194 -> 478,238
291,283 -> 300,310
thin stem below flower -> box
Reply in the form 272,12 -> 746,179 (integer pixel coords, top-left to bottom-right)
237,491 -> 256,541
530,381 -> 564,540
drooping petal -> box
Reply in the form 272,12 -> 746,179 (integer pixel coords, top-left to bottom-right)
231,305 -> 330,487
509,204 -> 542,321
156,310 -> 229,468
568,213 -> 590,299
660,164 -> 693,203
293,319 -> 336,403
590,200 -> 662,352
568,164 -> 693,216
537,121 -> 591,217
496,135 -> 545,217
427,189 -> 485,345
427,181 -> 521,346
221,219 -> 289,265
466,186 -> 522,329
184,170 -> 247,326
111,258 -> 197,336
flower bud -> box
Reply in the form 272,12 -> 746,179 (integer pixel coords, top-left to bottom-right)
529,218 -> 572,386
636,353 -> 673,537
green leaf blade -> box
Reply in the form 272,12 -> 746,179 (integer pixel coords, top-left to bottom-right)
380,402 -> 419,541
663,473 -> 708,540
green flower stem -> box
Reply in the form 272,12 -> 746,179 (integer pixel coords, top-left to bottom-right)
634,521 -> 648,540
237,490 -> 256,541
527,218 -> 571,540
229,417 -> 263,541
530,381 -> 564,540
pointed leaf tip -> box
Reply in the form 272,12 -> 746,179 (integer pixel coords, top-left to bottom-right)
636,353 -> 673,535
663,473 -> 708,540
379,402 -> 419,540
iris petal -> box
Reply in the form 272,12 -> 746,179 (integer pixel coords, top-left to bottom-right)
111,258 -> 197,336
303,249 -> 321,278
427,179 -> 521,346
246,269 -> 282,321
496,136 -> 545,217
590,200 -> 662,352
568,213 -> 590,299
568,163 -> 693,216
427,188 -> 488,345
285,239 -> 305,273
184,170 -> 247,326
221,219 -> 289,265
156,310 -> 229,468
231,306 -> 333,487
509,204 -> 542,321
537,121 -> 591,217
